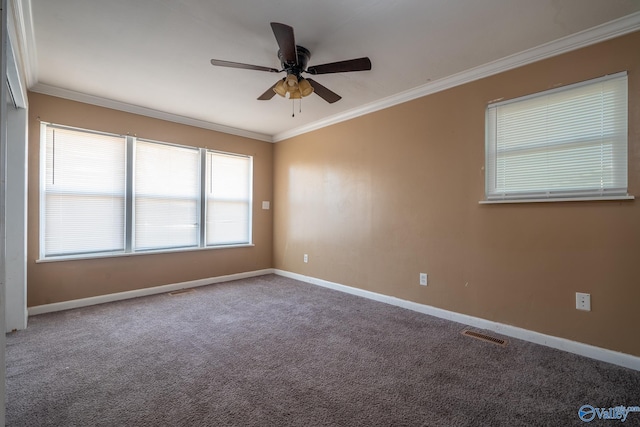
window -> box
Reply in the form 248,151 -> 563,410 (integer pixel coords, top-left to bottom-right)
206,152 -> 252,245
42,126 -> 126,257
40,123 -> 253,259
484,72 -> 629,202
135,141 -> 200,251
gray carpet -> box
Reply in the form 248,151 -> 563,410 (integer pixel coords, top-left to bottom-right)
6,274 -> 640,426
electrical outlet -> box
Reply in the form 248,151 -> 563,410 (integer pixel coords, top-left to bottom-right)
303,254 -> 308,263
419,273 -> 428,286
576,292 -> 591,311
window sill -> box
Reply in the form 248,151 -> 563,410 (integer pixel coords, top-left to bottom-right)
36,243 -> 255,263
479,195 -> 634,205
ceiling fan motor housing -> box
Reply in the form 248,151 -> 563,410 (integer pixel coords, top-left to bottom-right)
278,46 -> 311,77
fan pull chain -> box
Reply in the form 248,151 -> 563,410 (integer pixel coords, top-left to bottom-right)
291,98 -> 303,117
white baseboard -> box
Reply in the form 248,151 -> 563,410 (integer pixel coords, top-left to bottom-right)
28,268 -> 275,316
274,269 -> 640,371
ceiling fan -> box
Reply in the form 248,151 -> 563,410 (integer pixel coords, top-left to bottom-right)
210,22 -> 372,104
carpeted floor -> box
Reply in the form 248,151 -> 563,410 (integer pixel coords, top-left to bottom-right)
6,274 -> 640,426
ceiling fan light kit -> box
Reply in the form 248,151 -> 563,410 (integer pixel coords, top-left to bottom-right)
288,90 -> 302,100
298,78 -> 314,97
273,79 -> 288,97
210,22 -> 371,113
285,74 -> 298,88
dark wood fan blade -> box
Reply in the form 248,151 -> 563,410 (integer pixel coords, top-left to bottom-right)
210,59 -> 279,73
306,57 -> 372,75
270,22 -> 297,65
257,82 -> 278,100
307,79 -> 341,103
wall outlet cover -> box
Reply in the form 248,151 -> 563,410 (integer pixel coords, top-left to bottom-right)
419,273 -> 428,286
576,292 -> 591,311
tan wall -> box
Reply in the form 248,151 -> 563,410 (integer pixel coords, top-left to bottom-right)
273,31 -> 640,356
27,93 -> 273,306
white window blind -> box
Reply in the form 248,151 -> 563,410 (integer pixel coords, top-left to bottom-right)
42,126 -> 126,257
134,140 -> 200,251
206,151 -> 252,245
485,72 -> 628,201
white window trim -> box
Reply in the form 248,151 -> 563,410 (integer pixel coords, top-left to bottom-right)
35,243 -> 255,263
482,72 -> 632,204
479,195 -> 634,205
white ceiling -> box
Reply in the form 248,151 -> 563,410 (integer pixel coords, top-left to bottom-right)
22,0 -> 640,141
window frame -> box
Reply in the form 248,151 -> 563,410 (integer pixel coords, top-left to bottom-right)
481,72 -> 633,204
133,137 -> 202,252
38,122 -> 254,262
39,124 -> 128,258
205,150 -> 253,247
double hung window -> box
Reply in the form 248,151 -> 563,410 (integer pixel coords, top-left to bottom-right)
484,72 -> 629,202
42,126 -> 126,256
206,151 -> 252,245
134,141 -> 200,251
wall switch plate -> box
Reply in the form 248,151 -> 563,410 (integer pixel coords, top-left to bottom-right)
419,273 -> 428,286
303,254 -> 308,263
576,292 -> 591,311
262,201 -> 270,210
